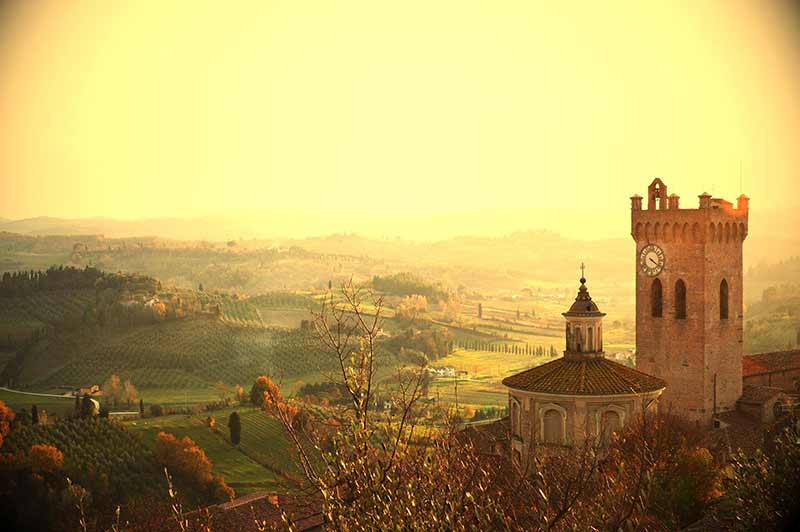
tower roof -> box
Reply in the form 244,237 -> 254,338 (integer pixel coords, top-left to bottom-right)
562,273 -> 605,317
502,356 -> 666,396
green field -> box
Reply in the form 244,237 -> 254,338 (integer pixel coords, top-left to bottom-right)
18,316 -> 331,389
124,407 -> 301,494
0,387 -> 77,417
0,289 -> 95,347
428,348 -> 549,409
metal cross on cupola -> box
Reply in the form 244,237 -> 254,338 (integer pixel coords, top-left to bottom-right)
580,262 -> 586,280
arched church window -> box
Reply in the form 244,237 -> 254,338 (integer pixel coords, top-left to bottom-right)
543,409 -> 563,445
511,401 -> 520,436
675,279 -> 687,319
565,323 -> 571,351
588,327 -> 594,352
651,279 -> 663,318
720,279 -> 729,320
602,410 -> 621,445
598,325 -> 602,351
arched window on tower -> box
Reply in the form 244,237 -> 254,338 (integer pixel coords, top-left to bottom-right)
651,279 -> 663,318
675,279 -> 687,319
588,327 -> 594,352
720,279 -> 729,320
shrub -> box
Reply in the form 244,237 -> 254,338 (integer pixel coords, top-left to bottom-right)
728,423 -> 800,531
651,446 -> 721,527
149,404 -> 164,417
0,400 -> 14,447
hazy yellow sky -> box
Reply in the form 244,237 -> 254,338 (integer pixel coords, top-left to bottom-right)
0,0 -> 799,239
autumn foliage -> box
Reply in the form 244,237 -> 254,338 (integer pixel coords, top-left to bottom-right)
0,400 -> 14,448
27,444 -> 64,475
252,375 -> 299,423
153,431 -> 233,504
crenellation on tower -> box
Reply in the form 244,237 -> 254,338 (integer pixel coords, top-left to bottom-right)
630,178 -> 748,426
668,193 -> 680,210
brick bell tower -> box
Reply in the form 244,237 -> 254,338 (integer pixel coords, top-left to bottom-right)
631,178 -> 748,426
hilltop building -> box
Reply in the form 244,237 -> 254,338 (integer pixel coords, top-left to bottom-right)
631,179 -> 749,426
501,272 -> 666,462
631,179 -> 798,429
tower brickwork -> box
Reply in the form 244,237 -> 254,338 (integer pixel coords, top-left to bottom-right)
631,178 -> 748,426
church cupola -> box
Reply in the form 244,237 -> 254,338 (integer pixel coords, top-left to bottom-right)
563,265 -> 606,359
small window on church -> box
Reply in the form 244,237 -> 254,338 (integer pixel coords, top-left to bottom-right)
675,279 -> 687,319
511,402 -> 520,436
720,279 -> 729,320
543,409 -> 563,444
651,279 -> 663,318
602,410 -> 621,445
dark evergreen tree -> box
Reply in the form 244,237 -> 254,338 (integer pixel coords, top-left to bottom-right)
31,404 -> 38,425
228,411 -> 241,445
139,398 -> 144,415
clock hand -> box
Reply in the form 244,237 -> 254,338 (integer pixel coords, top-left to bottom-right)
648,257 -> 657,266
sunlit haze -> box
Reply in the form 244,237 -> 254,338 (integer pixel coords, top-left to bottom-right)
1,0 -> 799,240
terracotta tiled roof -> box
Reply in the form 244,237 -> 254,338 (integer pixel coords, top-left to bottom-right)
739,384 -> 783,405
709,410 -> 791,456
501,357 -> 666,395
742,350 -> 800,376
212,493 -> 322,532
459,417 -> 510,454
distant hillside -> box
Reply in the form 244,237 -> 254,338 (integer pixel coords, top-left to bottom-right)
1,225 -> 795,308
744,282 -> 800,354
0,216 -> 220,240
745,256 -> 800,303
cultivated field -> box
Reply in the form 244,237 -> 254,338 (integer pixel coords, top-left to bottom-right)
124,407 -> 301,494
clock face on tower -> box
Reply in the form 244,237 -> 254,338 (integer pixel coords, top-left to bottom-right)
639,244 -> 665,277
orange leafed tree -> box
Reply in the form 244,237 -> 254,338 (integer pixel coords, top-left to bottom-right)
252,375 -> 298,422
153,431 -> 233,503
27,444 -> 63,474
0,400 -> 14,448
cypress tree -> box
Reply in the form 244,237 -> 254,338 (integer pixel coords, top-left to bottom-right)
228,411 -> 242,445
31,404 -> 39,425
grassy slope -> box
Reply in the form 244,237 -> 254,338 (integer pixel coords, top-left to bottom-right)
125,407 -> 301,494
19,314 -> 327,389
0,387 -> 76,417
0,289 -> 94,346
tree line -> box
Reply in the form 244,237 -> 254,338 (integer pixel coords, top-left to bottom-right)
454,338 -> 558,356
372,272 -> 449,301
0,266 -> 104,297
